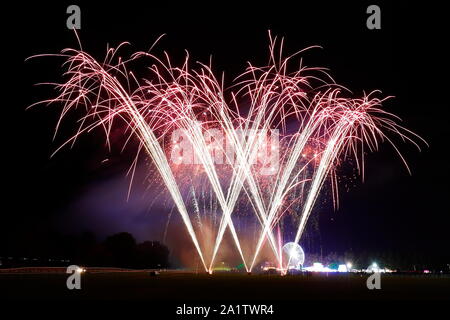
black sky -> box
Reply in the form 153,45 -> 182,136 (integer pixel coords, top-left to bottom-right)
1,1 -> 449,265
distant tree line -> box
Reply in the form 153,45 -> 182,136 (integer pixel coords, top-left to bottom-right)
0,231 -> 169,269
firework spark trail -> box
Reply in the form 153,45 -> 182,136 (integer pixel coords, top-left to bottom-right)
251,88 -> 425,271
29,48 -> 209,271
141,56 -> 305,270
208,122 -> 280,269
125,56 -> 251,271
190,184 -> 203,229
208,82 -> 294,268
184,65 -> 282,268
246,88 -> 342,270
217,37 -> 346,270
249,98 -> 325,270
184,118 -> 249,271
283,93 -> 426,270
207,36 -> 329,268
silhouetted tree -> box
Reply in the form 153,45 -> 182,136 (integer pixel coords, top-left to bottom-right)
135,241 -> 169,269
104,232 -> 137,268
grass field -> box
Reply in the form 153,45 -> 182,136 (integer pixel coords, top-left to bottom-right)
1,270 -> 449,301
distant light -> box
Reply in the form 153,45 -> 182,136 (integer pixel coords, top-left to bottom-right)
76,267 -> 86,273
346,262 -> 352,270
289,248 -> 299,259
282,242 -> 305,268
313,262 -> 323,268
303,262 -> 336,273
365,262 -> 381,273
338,264 -> 348,272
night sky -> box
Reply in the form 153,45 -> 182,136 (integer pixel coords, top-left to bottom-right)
1,1 -> 449,266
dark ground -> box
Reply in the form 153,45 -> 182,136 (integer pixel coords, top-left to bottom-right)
1,271 -> 449,301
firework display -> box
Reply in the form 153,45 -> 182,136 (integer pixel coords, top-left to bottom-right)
29,33 -> 424,274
